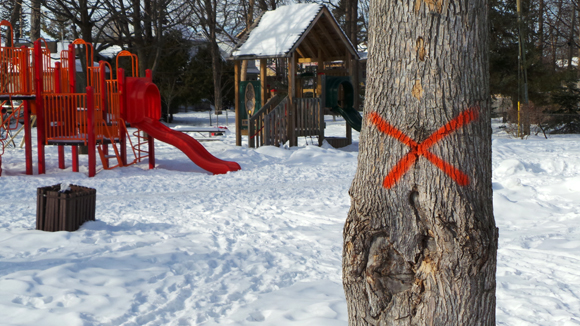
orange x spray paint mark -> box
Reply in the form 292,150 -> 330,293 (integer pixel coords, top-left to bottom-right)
368,108 -> 479,189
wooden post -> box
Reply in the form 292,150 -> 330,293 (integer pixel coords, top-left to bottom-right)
319,74 -> 326,146
235,60 -> 241,146
260,59 -> 267,108
257,59 -> 268,148
288,53 -> 296,146
316,49 -> 324,96
317,49 -> 325,146
345,54 -> 352,145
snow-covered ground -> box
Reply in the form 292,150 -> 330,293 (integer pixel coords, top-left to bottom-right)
0,112 -> 579,325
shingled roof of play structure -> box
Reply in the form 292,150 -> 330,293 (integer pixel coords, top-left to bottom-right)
229,4 -> 358,60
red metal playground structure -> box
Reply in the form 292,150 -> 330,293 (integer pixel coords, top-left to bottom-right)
0,21 -> 240,177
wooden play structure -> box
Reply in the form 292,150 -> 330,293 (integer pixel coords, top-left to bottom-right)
229,4 -> 361,148
1,20 -> 240,177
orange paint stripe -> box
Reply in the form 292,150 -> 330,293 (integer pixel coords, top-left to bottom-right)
422,150 -> 470,186
419,108 -> 479,150
367,112 -> 417,147
383,151 -> 419,189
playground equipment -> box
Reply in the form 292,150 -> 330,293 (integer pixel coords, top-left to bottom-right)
229,4 -> 362,148
324,76 -> 362,132
0,20 -> 240,177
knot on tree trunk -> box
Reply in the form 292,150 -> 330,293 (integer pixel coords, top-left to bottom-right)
365,236 -> 415,318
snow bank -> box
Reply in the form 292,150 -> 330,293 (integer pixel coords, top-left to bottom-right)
0,115 -> 579,325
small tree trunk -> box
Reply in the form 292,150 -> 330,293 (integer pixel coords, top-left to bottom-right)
538,0 -> 545,59
30,0 -> 41,41
241,0 -> 254,82
205,0 -> 223,113
342,0 -> 498,324
577,8 -> 580,78
568,8 -> 576,70
9,0 -> 22,44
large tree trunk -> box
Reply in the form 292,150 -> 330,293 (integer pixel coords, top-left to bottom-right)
342,0 -> 497,324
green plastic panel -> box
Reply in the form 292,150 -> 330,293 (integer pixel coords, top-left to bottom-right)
239,81 -> 262,122
324,76 -> 361,132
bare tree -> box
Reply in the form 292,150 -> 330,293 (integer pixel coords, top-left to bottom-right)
187,0 -> 241,112
31,0 -> 41,40
239,0 -> 254,82
343,0 -> 497,324
98,0 -> 189,75
8,0 -> 23,43
42,0 -> 109,45
542,0 -> 579,71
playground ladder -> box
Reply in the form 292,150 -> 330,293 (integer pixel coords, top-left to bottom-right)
130,129 -> 150,163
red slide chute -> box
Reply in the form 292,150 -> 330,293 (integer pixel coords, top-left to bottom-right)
132,117 -> 240,175
124,74 -> 240,175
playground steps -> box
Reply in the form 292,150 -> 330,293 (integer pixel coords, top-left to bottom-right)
95,121 -> 127,170
97,142 -> 123,170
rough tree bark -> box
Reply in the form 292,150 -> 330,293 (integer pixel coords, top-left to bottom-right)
342,0 -> 497,324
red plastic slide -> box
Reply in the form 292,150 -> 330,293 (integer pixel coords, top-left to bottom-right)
131,117 -> 241,175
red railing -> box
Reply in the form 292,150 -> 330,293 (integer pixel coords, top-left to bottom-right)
1,21 -> 32,96
43,93 -> 88,144
2,25 -> 152,176
116,50 -> 139,77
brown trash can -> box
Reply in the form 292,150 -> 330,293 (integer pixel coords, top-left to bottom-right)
36,184 -> 97,232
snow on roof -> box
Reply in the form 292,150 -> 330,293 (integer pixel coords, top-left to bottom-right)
231,3 -> 322,58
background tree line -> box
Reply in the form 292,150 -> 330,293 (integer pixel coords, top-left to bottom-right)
2,0 -> 579,131
491,0 -> 580,133
0,0 -> 365,120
